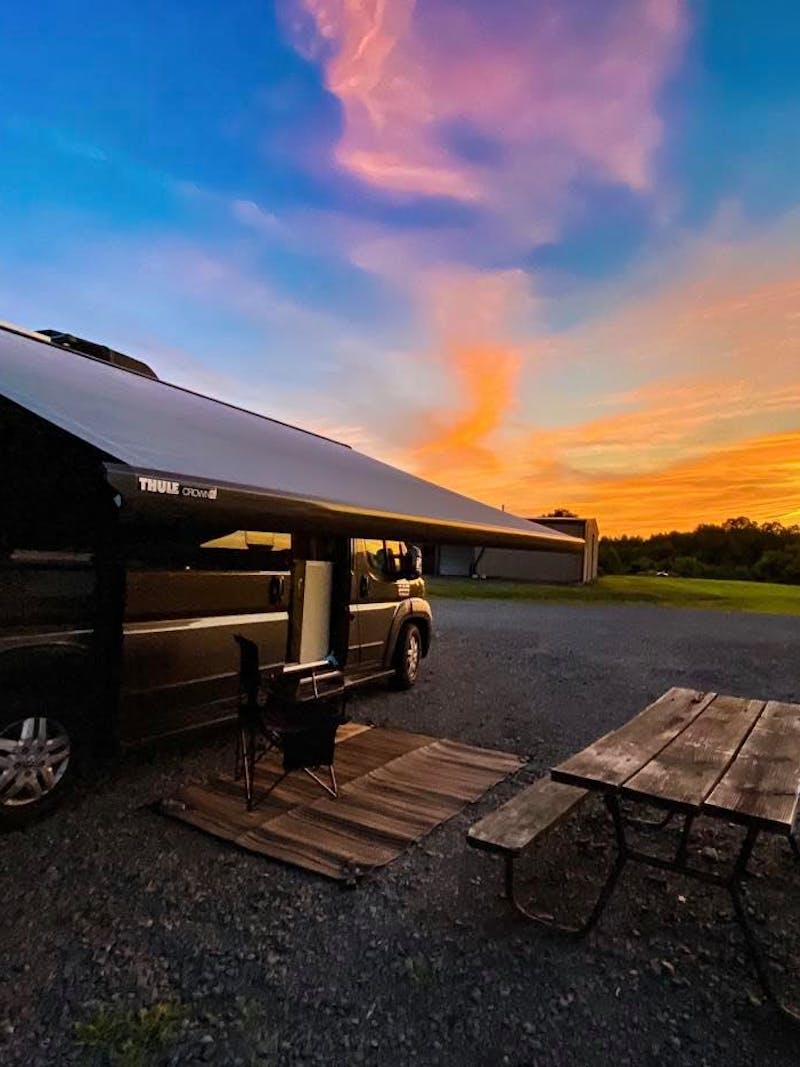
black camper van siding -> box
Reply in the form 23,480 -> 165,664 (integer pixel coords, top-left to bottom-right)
118,568 -> 290,744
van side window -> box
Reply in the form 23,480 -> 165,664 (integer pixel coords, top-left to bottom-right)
200,530 -> 292,571
364,539 -> 406,577
364,539 -> 385,573
127,530 -> 292,572
383,541 -> 405,576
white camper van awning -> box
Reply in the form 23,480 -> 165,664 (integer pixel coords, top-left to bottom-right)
0,327 -> 582,552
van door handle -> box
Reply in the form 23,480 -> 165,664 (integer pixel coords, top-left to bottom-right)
359,575 -> 369,598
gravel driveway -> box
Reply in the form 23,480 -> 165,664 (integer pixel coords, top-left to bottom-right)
4,599 -> 800,1066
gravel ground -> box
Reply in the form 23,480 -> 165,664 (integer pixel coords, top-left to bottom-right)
4,599 -> 800,1066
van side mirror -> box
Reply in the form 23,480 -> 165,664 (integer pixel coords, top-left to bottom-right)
403,545 -> 423,579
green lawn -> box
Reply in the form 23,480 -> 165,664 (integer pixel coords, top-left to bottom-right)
426,574 -> 800,616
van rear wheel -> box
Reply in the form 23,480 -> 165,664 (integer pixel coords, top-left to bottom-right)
393,623 -> 421,690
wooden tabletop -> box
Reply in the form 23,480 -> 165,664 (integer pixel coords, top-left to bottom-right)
551,687 -> 800,836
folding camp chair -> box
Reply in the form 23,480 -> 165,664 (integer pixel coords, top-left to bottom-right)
233,634 -> 347,811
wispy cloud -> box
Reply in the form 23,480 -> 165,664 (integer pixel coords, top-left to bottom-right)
287,0 -> 686,214
3,115 -> 109,163
230,198 -> 282,234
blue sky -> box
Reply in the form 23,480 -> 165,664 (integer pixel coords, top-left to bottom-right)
1,1 -> 799,533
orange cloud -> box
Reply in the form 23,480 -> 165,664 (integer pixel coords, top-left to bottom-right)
575,267 -> 800,386
414,343 -> 520,471
412,421 -> 800,538
532,377 -> 800,476
403,223 -> 800,535
553,431 -> 800,536
407,268 -> 528,485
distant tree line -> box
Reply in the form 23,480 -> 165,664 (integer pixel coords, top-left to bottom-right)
599,517 -> 800,584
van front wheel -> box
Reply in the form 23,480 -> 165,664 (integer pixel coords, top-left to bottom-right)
0,709 -> 77,831
393,623 -> 421,690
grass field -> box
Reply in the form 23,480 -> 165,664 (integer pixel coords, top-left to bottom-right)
426,574 -> 800,616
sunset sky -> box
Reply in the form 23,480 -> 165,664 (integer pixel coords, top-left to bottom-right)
1,1 -> 799,535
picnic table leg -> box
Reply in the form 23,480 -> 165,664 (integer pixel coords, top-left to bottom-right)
674,812 -> 696,867
621,806 -> 675,832
728,825 -> 800,1023
504,794 -> 627,937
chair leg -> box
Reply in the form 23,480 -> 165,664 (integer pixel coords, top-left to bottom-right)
304,765 -> 338,798
241,725 -> 256,811
260,769 -> 289,800
234,729 -> 243,782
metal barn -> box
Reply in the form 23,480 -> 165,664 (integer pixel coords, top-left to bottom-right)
430,517 -> 599,584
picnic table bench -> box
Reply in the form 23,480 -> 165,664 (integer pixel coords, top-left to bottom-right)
467,778 -> 595,931
468,686 -> 800,1020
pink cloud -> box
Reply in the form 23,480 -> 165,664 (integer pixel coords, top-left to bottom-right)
288,0 -> 686,210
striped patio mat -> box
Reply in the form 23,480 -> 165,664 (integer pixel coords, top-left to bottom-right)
163,724 -> 523,880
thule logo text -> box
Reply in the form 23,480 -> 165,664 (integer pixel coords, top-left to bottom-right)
137,477 -> 218,501
138,477 -> 179,495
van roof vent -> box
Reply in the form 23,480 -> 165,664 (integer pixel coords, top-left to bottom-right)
38,330 -> 159,380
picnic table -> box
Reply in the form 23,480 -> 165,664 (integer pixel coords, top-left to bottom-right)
547,686 -> 800,1019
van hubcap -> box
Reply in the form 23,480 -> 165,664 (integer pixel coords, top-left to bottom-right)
406,633 -> 420,678
0,717 -> 71,807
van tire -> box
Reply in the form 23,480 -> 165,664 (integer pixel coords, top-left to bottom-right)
392,623 -> 421,690
0,692 -> 84,832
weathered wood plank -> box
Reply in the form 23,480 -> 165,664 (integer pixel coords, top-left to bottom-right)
552,687 -> 717,791
704,700 -> 800,834
467,778 -> 588,856
622,696 -> 765,809
335,721 -> 373,743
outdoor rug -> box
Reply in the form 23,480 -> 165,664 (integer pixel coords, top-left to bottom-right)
161,723 -> 523,879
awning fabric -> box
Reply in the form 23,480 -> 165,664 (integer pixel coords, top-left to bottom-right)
0,328 -> 582,552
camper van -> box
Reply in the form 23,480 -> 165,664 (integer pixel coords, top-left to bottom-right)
0,320 -> 581,827
0,532 -> 430,828
0,326 -> 432,828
